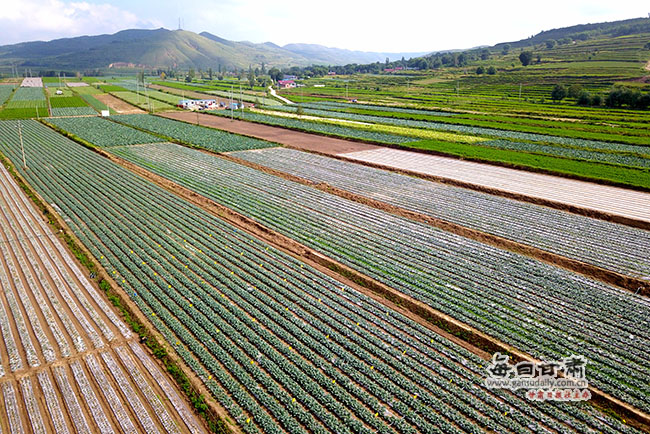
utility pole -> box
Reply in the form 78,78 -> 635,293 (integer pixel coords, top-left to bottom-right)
18,121 -> 26,169
230,84 -> 234,121
519,83 -> 522,100
345,83 -> 348,99
240,84 -> 243,117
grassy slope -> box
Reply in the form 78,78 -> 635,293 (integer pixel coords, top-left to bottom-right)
282,32 -> 650,134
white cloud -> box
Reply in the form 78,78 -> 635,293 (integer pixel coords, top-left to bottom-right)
0,0 -> 162,45
176,0 -> 649,52
0,0 -> 647,52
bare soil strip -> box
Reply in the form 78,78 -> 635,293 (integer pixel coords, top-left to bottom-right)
0,163 -> 209,433
98,145 -> 650,432
160,111 -> 650,229
94,93 -> 145,114
150,84 -> 230,105
221,152 -> 649,295
159,111 -> 377,154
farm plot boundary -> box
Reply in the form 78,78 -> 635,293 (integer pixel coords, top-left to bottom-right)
0,153 -> 235,434
121,112 -> 647,292
219,151 -> 649,295
85,137 -> 650,432
161,111 -> 650,230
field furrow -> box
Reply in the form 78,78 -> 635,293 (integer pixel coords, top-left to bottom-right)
0,133 -> 206,432
232,147 -> 650,278
104,140 -> 650,412
0,119 -> 640,433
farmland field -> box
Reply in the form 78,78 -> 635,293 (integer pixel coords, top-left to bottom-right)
0,119 -> 642,433
0,86 -> 49,119
50,106 -> 98,116
113,114 -> 278,152
95,140 -> 650,412
224,105 -> 650,187
151,81 -> 283,105
0,86 -> 14,105
46,116 -> 165,147
264,104 -> 650,153
0,11 -> 648,434
79,93 -> 111,112
112,90 -> 176,111
9,87 -> 45,101
0,150 -> 205,433
48,95 -> 88,108
0,107 -> 49,119
231,147 -> 650,277
208,109 -> 418,144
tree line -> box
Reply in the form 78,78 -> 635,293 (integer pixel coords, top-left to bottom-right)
551,84 -> 650,109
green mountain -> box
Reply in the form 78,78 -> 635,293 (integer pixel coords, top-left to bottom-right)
495,17 -> 650,49
0,28 -> 427,73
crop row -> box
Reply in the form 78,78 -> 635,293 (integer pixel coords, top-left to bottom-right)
10,87 -> 46,101
302,101 -> 456,117
0,120 -> 636,433
0,155 -> 202,433
0,344 -> 200,433
478,139 -> 650,168
46,116 -> 165,147
208,109 -> 418,144
232,147 -> 650,277
50,107 -> 98,117
267,104 -> 649,155
0,86 -> 14,105
109,140 -> 650,412
113,114 -> 277,152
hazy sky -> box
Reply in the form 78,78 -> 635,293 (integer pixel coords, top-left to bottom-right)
0,0 -> 647,52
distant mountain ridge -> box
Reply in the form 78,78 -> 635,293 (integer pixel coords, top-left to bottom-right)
0,28 -> 428,73
1,16 -> 647,74
281,43 -> 429,65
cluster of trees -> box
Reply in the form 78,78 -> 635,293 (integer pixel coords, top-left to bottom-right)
475,66 -> 497,75
248,48 -> 505,80
551,84 -> 649,109
543,38 -> 574,49
603,86 -> 650,109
